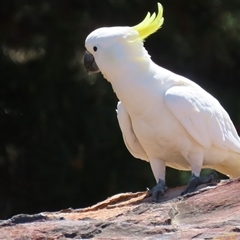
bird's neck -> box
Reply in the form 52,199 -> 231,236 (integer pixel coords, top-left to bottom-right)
103,58 -> 174,112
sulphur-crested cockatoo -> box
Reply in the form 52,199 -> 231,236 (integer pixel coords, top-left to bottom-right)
84,3 -> 240,202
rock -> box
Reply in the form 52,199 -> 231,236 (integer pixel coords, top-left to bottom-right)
1,179 -> 240,239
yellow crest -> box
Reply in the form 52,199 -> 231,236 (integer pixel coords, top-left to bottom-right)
132,3 -> 164,41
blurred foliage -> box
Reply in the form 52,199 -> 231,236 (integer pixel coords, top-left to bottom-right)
0,0 -> 240,219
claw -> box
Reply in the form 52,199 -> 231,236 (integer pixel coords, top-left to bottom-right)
181,172 -> 218,196
201,172 -> 219,185
146,187 -> 152,197
150,179 -> 167,203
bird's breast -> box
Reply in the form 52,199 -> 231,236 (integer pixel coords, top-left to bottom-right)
128,103 -> 190,162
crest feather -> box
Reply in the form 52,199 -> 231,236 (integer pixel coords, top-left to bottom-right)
132,3 -> 164,41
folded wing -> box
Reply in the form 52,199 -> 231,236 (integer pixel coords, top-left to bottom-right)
116,102 -> 149,161
165,84 -> 240,153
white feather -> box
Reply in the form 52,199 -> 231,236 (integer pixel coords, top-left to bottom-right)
117,101 -> 148,161
85,26 -> 240,182
165,83 -> 240,153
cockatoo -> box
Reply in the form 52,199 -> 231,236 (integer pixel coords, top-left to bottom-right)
84,3 -> 240,202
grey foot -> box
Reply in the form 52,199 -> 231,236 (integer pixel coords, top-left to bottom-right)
181,172 -> 217,196
148,179 -> 167,203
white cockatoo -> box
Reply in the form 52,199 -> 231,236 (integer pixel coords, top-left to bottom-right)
84,3 -> 240,202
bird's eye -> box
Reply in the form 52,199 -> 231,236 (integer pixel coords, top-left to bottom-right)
93,46 -> 97,52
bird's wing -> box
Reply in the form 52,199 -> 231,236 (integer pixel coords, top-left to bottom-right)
165,84 -> 240,153
116,102 -> 149,161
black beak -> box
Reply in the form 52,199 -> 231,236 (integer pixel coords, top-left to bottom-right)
83,51 -> 99,73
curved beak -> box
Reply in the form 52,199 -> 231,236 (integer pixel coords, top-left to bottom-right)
83,51 -> 100,73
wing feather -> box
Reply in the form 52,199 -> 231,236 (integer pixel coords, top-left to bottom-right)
116,102 -> 149,161
165,85 -> 240,153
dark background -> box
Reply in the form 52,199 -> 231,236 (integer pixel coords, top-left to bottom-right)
1,0 -> 240,219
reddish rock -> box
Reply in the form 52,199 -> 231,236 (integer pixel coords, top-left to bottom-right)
1,179 -> 240,239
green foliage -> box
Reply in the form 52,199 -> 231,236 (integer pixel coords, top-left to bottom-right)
0,0 -> 240,219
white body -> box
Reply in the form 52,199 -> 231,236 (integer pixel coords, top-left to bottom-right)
85,21 -> 240,184
113,58 -> 240,182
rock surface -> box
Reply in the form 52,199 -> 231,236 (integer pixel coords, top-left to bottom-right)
1,179 -> 240,239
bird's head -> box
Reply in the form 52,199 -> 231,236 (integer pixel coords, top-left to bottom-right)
84,3 -> 164,77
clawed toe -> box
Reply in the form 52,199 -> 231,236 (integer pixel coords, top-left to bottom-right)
149,179 -> 167,203
181,172 -> 218,196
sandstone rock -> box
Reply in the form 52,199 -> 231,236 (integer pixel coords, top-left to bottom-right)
1,179 -> 240,239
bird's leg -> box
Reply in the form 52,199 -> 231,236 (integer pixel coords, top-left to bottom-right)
181,172 -> 217,196
181,152 -> 205,195
149,178 -> 168,203
148,159 -> 167,202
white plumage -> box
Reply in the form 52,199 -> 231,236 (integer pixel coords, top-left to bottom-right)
84,3 -> 240,198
